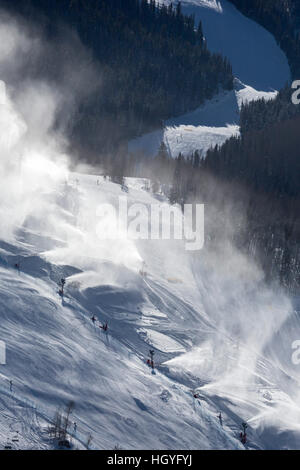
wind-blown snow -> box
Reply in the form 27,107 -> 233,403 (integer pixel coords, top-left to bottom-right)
0,169 -> 299,449
0,2 -> 299,452
0,75 -> 298,447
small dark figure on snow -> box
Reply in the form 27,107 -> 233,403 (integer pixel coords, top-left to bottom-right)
139,261 -> 147,277
91,315 -> 96,324
73,422 -> 77,433
59,278 -> 66,297
242,422 -> 248,434
218,412 -> 223,427
9,380 -> 13,392
240,422 -> 248,444
99,322 -> 108,332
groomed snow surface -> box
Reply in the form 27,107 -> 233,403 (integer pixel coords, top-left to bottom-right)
0,173 -> 300,450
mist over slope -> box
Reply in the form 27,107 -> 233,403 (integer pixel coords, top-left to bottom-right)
0,0 -> 234,158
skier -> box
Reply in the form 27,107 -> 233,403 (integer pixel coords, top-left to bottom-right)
14,262 -> 20,274
59,278 -> 66,297
73,422 -> 77,434
99,322 -> 108,332
140,261 -> 147,277
9,380 -> 13,392
91,315 -> 96,324
218,412 -> 223,427
240,422 -> 248,445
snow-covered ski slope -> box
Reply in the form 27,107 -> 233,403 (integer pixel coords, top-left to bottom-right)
0,173 -> 248,451
129,0 -> 290,157
0,4 -> 299,451
1,173 -> 300,450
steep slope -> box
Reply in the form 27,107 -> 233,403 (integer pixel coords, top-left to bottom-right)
0,174 -> 299,449
0,175 -> 245,450
0,0 -> 299,452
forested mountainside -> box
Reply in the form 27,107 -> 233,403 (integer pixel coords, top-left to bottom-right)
0,0 -> 297,291
226,0 -> 300,137
196,1 -> 300,291
203,113 -> 300,289
202,107 -> 300,291
228,0 -> 300,77
0,0 -> 233,157
109,119 -> 300,292
167,0 -> 300,291
239,85 -> 300,134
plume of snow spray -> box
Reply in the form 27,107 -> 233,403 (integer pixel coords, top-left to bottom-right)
163,176 -> 298,437
0,9 -> 142,283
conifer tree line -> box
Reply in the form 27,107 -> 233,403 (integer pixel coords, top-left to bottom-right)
239,85 -> 300,135
0,0 -> 233,157
200,0 -> 300,290
205,115 -> 300,198
140,110 -> 299,290
123,132 -> 300,292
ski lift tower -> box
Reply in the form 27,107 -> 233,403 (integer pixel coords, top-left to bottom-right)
149,349 -> 155,369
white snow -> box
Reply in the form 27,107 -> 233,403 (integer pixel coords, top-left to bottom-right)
0,137 -> 299,448
0,165 -> 299,449
0,1 -> 299,452
137,328 -> 186,353
236,82 -> 278,109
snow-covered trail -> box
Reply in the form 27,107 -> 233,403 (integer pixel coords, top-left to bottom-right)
0,174 -> 299,449
129,0 -> 290,158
